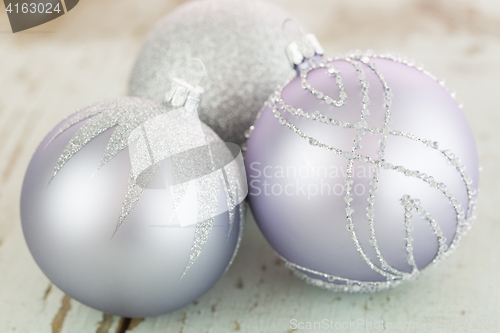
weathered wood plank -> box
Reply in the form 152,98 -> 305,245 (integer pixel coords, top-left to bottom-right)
0,226 -> 123,333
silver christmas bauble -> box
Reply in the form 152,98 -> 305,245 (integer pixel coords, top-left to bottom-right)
128,0 -> 299,145
21,96 -> 247,317
245,51 -> 479,292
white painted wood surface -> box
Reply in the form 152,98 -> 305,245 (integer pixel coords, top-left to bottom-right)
0,0 -> 499,332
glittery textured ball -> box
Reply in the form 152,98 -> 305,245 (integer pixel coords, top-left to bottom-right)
21,97 -> 246,317
245,52 -> 479,293
128,0 -> 299,146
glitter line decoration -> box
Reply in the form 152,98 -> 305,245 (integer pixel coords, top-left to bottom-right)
246,50 -> 478,293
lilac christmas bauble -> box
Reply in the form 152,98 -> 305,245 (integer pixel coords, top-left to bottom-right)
245,52 -> 479,292
21,96 -> 247,317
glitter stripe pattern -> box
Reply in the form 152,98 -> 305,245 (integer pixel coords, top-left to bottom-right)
48,92 -> 247,278
247,51 -> 477,293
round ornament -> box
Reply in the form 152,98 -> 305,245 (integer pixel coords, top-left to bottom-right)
128,0 -> 302,146
245,48 -> 479,292
21,79 -> 247,317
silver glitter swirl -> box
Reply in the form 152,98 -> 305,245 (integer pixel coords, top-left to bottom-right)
251,50 -> 478,293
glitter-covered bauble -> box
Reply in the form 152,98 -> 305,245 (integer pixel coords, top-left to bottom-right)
128,0 -> 300,146
245,51 -> 479,293
21,92 -> 247,316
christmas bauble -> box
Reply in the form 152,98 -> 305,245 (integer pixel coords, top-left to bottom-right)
245,51 -> 479,292
128,0 -> 300,146
21,95 -> 247,317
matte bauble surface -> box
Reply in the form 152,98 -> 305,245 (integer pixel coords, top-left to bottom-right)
245,53 -> 479,292
128,0 -> 300,145
21,97 -> 245,317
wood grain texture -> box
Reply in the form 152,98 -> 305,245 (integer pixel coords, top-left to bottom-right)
0,0 -> 499,332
